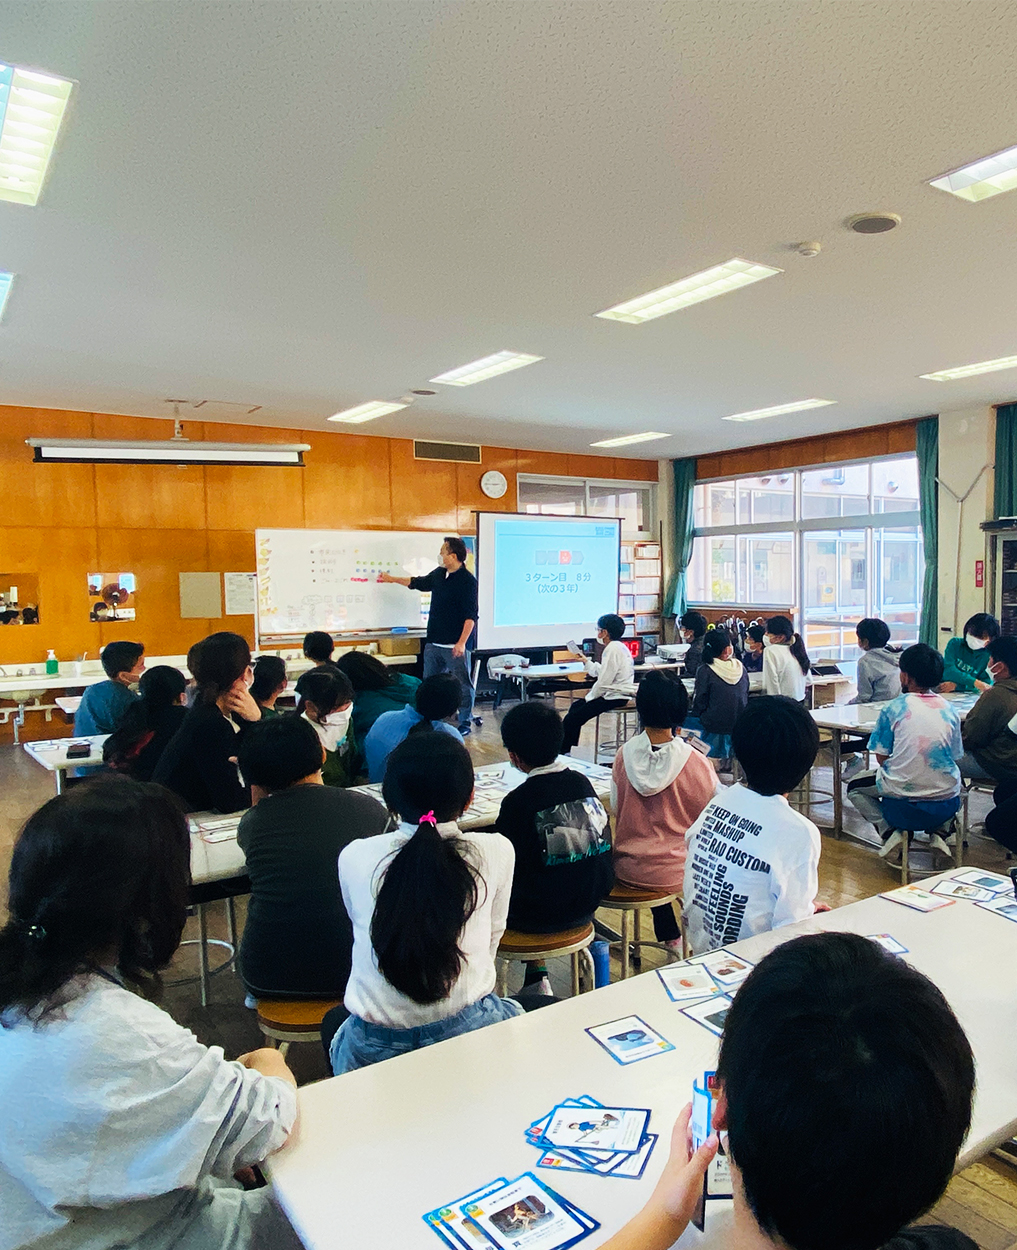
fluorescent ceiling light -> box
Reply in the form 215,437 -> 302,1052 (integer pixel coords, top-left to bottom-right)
0,271 -> 12,321
26,438 -> 309,466
722,398 -> 837,423
328,400 -> 408,424
930,144 -> 1017,203
430,351 -> 543,386
0,63 -> 73,206
589,431 -> 669,448
919,355 -> 1017,381
595,258 -> 782,324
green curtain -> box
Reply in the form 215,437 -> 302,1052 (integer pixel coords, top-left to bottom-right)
916,416 -> 939,647
664,457 -> 697,617
994,403 -> 1017,519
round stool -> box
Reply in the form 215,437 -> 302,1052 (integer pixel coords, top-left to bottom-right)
600,884 -> 681,979
593,701 -> 639,763
256,998 -> 341,1057
496,923 -> 596,997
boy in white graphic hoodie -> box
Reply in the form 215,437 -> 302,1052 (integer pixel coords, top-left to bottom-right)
612,671 -> 718,951
684,696 -> 826,955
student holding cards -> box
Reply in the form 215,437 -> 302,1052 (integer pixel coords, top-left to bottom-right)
611,671 -> 717,952
683,697 -> 823,955
496,703 -> 614,990
600,931 -> 974,1250
330,732 -> 524,1073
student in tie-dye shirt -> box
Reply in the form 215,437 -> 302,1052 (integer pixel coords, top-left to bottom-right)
847,643 -> 962,843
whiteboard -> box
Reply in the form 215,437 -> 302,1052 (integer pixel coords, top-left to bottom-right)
255,529 -> 443,637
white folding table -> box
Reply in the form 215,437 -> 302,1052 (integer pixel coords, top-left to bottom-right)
266,869 -> 1017,1250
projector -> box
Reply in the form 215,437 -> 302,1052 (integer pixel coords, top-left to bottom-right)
656,643 -> 690,661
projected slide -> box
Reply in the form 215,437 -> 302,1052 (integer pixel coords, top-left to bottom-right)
476,513 -> 620,651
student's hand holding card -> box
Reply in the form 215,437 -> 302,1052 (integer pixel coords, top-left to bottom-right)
629,1103 -> 719,1247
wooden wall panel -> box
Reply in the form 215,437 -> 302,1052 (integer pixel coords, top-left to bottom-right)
204,465 -> 306,531
389,440 -> 458,532
616,458 -> 660,481
96,529 -> 212,657
516,449 -> 569,477
0,407 -> 97,529
696,420 -> 918,480
92,414 -> 208,530
207,531 -> 257,647
456,447 -> 518,532
0,526 -> 98,665
301,430 -> 393,530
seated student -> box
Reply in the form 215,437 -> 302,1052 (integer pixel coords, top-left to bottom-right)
611,670 -> 717,952
334,650 -> 421,772
599,931 -> 973,1250
689,627 -> 749,764
563,613 -> 637,754
329,733 -> 521,1073
183,639 -> 203,707
741,623 -> 766,672
986,777 -> 1017,854
679,610 -> 708,678
846,643 -> 963,857
848,616 -> 901,705
249,654 -> 288,719
762,614 -> 810,702
153,631 -> 261,813
959,635 -> 1017,784
683,697 -> 822,955
495,702 -> 614,987
102,665 -> 188,782
74,640 -> 145,736
236,716 -> 388,1000
302,629 -> 337,670
295,667 -> 359,787
0,777 -> 301,1249
940,611 -> 999,693
363,672 -> 464,783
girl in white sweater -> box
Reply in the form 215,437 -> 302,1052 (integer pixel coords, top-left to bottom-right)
762,614 -> 811,703
0,777 -> 299,1250
331,732 -> 522,1073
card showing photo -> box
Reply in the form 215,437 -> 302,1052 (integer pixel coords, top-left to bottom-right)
461,1174 -> 598,1250
541,1105 -> 649,1155
586,1015 -> 675,1065
952,869 -> 1014,894
688,949 -> 755,988
880,885 -> 956,912
868,933 -> 909,955
656,963 -> 719,1002
682,995 -> 734,1037
930,879 -> 995,902
976,895 -> 1017,924
424,1178 -> 509,1248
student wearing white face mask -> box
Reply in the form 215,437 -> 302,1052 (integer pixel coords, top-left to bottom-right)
296,668 -> 359,787
939,612 -> 999,693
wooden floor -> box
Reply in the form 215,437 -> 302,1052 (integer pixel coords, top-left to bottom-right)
2,694 -> 1014,1240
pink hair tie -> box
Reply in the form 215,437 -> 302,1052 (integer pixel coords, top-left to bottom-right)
419,810 -> 437,826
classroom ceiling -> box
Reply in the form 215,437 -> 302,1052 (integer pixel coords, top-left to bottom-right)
2,1 -> 1017,460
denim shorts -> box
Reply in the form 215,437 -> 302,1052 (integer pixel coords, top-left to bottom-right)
329,992 -> 524,1074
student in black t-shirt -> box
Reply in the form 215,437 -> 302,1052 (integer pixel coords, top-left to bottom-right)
380,536 -> 479,734
496,702 -> 614,990
235,715 -> 389,1000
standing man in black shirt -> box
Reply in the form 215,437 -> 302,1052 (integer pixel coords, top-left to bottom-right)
380,536 -> 479,734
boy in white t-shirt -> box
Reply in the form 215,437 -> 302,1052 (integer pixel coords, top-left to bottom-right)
683,696 -> 824,955
846,643 -> 963,858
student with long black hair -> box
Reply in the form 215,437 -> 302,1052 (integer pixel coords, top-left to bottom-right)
689,627 -> 749,764
762,614 -> 810,703
329,732 -> 522,1073
0,777 -> 300,1249
102,664 -> 188,782
153,631 -> 261,812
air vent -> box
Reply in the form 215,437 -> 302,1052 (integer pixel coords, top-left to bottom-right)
414,440 -> 481,464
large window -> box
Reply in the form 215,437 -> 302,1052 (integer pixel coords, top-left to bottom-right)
689,456 -> 923,659
518,475 -> 656,538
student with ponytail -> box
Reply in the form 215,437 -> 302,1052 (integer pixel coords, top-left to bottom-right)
330,732 -> 523,1073
762,614 -> 810,703
0,777 -> 301,1249
102,664 -> 188,781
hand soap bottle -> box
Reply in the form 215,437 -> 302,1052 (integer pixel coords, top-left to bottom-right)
46,649 -> 59,675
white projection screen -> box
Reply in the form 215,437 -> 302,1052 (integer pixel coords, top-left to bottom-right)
476,512 -> 620,652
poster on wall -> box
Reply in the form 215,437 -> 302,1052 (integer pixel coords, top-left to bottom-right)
87,572 -> 137,622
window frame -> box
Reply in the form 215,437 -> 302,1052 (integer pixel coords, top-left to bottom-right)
517,473 -> 657,538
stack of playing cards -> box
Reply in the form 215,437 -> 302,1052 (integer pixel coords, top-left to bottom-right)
690,1070 -> 733,1231
526,1096 -> 658,1180
424,1174 -> 599,1249
655,949 -> 753,1035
